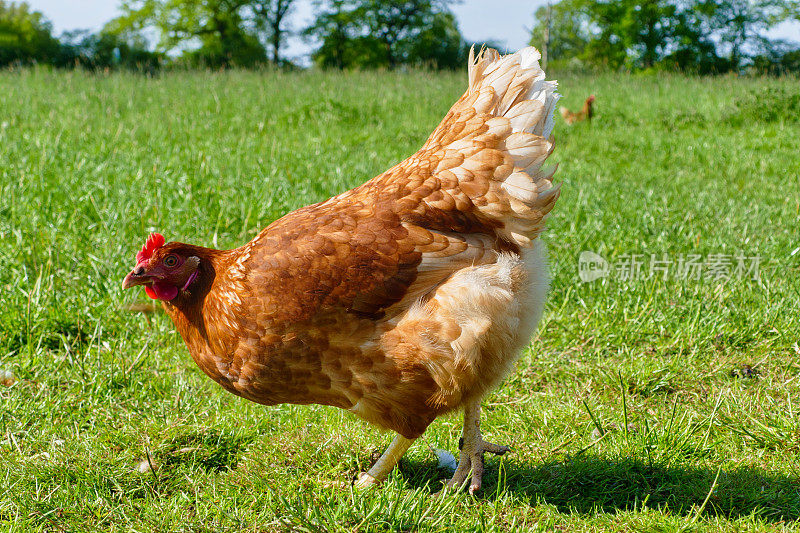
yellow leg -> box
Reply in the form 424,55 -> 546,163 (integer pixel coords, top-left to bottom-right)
355,434 -> 415,488
446,401 -> 510,494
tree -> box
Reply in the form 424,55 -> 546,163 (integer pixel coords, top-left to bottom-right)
251,0 -> 296,64
627,1 -> 679,68
305,0 -> 460,69
529,0 -> 797,72
304,1 -> 386,69
56,29 -> 162,71
106,0 -> 267,67
404,11 -> 467,69
661,3 -> 729,73
358,0 -> 454,68
106,0 -> 300,67
581,0 -> 680,69
751,44 -> 800,74
303,0 -> 356,69
696,0 -> 788,69
778,0 -> 800,20
529,0 -> 593,67
0,1 -> 59,66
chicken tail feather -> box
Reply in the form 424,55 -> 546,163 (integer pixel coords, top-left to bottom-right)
423,46 -> 560,247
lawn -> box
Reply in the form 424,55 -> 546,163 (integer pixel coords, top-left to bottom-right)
0,66 -> 799,531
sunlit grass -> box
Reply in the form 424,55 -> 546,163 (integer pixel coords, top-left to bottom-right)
1,68 -> 799,531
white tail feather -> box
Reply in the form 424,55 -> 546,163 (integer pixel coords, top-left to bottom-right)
419,46 -> 560,247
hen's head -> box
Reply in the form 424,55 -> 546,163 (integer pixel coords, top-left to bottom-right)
122,233 -> 201,301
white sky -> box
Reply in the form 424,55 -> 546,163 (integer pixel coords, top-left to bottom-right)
26,0 -> 800,64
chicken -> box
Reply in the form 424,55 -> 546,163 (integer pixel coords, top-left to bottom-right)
559,94 -> 594,124
122,46 -> 560,494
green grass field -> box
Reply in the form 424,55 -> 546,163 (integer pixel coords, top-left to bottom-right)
1,67 -> 799,531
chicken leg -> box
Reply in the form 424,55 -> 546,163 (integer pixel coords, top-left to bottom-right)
355,435 -> 415,488
446,401 -> 510,494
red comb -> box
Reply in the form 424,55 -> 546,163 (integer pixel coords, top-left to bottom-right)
136,233 -> 165,263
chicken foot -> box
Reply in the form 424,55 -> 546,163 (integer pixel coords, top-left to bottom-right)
355,434 -> 415,488
445,401 -> 510,494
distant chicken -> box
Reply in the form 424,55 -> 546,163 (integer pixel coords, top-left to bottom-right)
560,94 -> 595,124
123,47 -> 560,493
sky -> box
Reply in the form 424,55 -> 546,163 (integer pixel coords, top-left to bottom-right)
25,0 -> 800,63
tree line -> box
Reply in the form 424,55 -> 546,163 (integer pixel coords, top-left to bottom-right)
1,0 -> 798,73
531,0 -> 800,74
0,0 -> 472,70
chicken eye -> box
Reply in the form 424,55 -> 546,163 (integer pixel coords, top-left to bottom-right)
163,255 -> 179,267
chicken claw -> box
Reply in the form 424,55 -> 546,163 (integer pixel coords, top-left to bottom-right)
445,402 -> 509,495
354,435 -> 415,489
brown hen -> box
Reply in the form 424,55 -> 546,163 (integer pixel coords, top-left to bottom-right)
123,46 -> 560,494
560,94 -> 595,124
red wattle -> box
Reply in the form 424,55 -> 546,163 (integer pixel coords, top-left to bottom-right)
151,282 -> 179,301
144,282 -> 178,301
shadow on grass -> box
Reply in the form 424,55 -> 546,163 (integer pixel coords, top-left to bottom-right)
401,455 -> 800,522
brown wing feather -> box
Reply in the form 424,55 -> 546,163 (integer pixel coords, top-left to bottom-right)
238,198 -> 496,322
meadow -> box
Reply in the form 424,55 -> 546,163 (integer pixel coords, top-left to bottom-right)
0,66 -> 799,531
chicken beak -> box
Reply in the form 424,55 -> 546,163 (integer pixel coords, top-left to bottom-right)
122,269 -> 151,289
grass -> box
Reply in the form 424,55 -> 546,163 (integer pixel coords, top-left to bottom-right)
0,66 -> 799,531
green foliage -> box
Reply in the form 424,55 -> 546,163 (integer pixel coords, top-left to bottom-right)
530,0 -> 800,73
782,0 -> 800,19
0,1 -> 160,71
0,0 -> 59,66
56,30 -> 162,71
1,67 -> 800,530
303,1 -> 386,70
104,0 -> 299,68
180,30 -> 266,69
106,0 -> 269,68
530,0 -> 592,69
405,12 -> 468,69
699,0 -> 787,67
751,47 -> 800,74
252,0 -> 296,64
660,4 -> 733,75
305,0 -> 465,69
